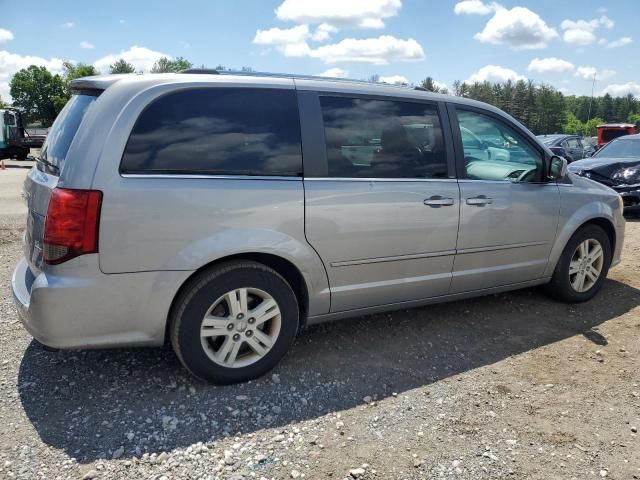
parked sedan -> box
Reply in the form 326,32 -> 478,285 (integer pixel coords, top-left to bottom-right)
569,134 -> 640,210
537,134 -> 595,162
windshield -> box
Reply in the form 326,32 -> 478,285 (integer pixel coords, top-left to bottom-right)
595,138 -> 640,158
40,94 -> 97,171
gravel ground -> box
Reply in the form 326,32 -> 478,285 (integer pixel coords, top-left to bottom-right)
0,167 -> 639,479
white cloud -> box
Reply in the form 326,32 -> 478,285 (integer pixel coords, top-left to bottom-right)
0,29 -> 14,44
605,36 -> 632,48
253,25 -> 310,45
308,35 -> 424,64
527,57 -> 574,73
312,23 -> 337,42
561,15 -> 613,46
575,66 -> 597,79
601,82 -> 640,97
379,74 -> 409,84
60,22 -> 75,29
275,0 -> 401,29
0,50 -> 65,100
466,64 -> 525,83
80,41 -> 95,49
561,15 -> 613,31
563,29 -> 595,46
433,80 -> 450,92
474,6 -> 558,49
454,0 -> 498,15
318,67 -> 349,77
93,45 -> 170,73
575,66 -> 616,81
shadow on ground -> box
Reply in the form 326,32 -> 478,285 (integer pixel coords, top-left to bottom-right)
18,279 -> 640,462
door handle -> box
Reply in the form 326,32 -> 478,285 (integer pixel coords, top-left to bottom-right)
466,195 -> 493,206
424,195 -> 455,207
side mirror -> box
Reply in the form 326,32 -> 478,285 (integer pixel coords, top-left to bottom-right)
548,155 -> 568,180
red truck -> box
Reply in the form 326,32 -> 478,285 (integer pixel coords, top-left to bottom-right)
596,123 -> 637,148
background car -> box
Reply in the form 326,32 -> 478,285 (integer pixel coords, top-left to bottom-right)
568,134 -> 640,210
537,134 -> 595,162
596,123 -> 637,148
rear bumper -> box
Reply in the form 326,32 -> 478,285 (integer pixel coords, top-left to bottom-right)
12,255 -> 191,349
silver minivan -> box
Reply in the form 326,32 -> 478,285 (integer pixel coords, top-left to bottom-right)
12,71 -> 625,384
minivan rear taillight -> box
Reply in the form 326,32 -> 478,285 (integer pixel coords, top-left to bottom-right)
43,188 -> 102,265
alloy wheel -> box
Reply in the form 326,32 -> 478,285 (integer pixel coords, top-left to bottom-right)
569,239 -> 604,293
200,288 -> 281,368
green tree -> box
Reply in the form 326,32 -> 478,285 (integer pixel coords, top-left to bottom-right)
150,56 -> 192,73
420,77 -> 448,94
0,94 -> 8,108
596,93 -> 613,121
9,65 -> 66,125
61,61 -> 98,96
563,112 -> 583,135
63,61 -> 98,82
109,59 -> 136,74
584,117 -> 604,136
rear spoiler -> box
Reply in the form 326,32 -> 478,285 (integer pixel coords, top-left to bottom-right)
69,74 -> 137,96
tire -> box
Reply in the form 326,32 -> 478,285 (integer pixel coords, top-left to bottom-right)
545,224 -> 612,303
170,261 -> 299,384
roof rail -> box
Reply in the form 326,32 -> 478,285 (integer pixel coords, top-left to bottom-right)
179,69 -> 220,75
178,68 -> 423,90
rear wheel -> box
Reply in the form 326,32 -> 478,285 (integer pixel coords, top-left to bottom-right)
545,225 -> 611,303
170,261 -> 299,384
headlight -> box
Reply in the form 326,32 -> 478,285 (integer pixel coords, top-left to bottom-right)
612,167 -> 640,185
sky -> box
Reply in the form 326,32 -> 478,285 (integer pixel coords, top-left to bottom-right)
1,0 -> 639,101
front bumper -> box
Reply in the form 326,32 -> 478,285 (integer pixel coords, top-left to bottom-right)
11,255 -> 191,349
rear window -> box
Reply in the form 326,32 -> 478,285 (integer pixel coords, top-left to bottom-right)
40,94 -> 96,170
602,129 -> 631,143
120,88 -> 302,176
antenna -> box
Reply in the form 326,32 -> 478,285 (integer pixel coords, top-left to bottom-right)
585,72 -> 597,137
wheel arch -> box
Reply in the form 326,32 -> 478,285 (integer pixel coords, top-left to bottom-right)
164,252 -> 311,343
545,212 -> 617,277
583,217 -> 616,254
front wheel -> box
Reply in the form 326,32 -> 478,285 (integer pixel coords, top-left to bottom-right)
170,261 -> 299,384
545,225 -> 612,303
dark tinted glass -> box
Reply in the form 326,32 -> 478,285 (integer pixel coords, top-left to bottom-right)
121,88 -> 302,176
601,129 -> 630,143
41,94 -> 96,170
319,96 -> 447,179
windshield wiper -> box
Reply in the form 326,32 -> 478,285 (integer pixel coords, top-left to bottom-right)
35,156 -> 60,175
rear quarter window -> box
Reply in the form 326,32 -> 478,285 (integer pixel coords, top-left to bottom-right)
120,87 -> 303,176
40,94 -> 97,170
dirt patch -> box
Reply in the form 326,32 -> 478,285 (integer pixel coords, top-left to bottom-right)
0,227 -> 22,245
